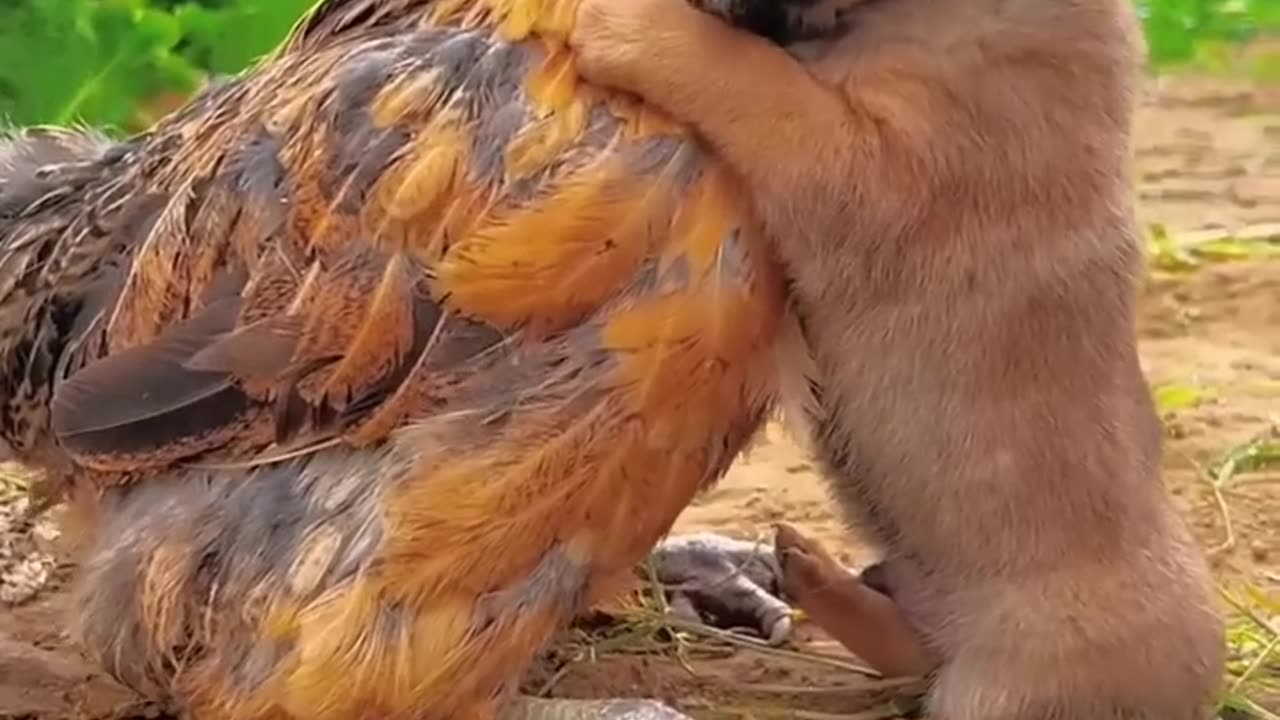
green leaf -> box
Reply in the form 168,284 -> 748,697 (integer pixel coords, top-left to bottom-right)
1153,383 -> 1212,413
1146,223 -> 1201,272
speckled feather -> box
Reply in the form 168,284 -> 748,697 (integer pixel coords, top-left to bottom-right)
0,1 -> 791,718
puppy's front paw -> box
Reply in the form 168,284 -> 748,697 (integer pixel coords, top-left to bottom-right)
570,0 -> 691,88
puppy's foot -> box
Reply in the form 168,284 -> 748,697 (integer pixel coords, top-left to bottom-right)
647,533 -> 794,645
774,523 -> 936,678
506,697 -> 692,719
773,521 -> 851,597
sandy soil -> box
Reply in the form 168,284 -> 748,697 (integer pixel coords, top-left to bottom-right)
0,72 -> 1276,719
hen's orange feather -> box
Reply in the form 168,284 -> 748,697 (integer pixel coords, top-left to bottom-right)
0,0 -> 791,717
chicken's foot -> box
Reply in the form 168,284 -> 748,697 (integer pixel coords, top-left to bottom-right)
648,532 -> 795,645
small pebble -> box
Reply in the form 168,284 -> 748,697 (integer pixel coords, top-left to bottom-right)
0,553 -> 54,605
0,490 -> 56,606
1250,542 -> 1269,563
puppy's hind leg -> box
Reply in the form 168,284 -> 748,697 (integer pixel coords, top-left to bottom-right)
774,523 -> 937,679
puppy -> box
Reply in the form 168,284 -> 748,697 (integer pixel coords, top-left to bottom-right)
569,0 -> 1227,717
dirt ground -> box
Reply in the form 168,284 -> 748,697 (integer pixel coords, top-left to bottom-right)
1,72 -> 1277,719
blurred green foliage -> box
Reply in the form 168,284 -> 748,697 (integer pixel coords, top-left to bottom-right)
0,0 -> 314,131
0,0 -> 1277,132
1137,0 -> 1280,76
1138,0 -> 1276,56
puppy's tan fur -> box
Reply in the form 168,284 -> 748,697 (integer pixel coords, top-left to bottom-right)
569,0 -> 1227,717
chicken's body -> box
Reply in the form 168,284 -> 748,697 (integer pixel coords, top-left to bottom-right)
0,1 -> 794,717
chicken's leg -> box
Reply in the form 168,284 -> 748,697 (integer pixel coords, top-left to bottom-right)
648,533 -> 795,645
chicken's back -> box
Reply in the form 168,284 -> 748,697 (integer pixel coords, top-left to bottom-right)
0,3 -> 786,719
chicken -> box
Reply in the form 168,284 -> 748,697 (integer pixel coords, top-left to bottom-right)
0,1 -> 838,718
